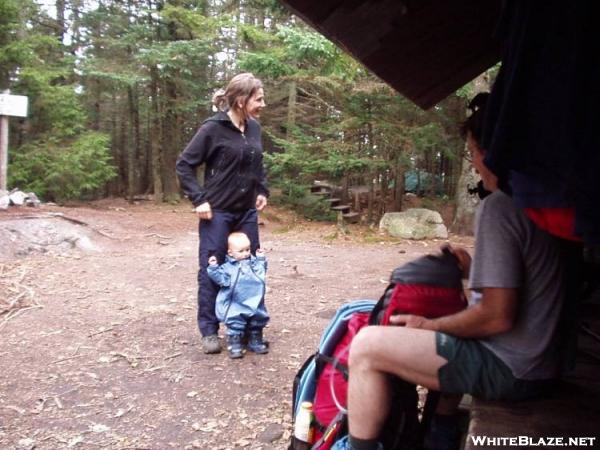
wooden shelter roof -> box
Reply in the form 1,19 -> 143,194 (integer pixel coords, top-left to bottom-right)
280,0 -> 503,109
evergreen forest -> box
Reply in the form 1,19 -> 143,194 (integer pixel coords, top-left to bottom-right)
1,0 -> 484,223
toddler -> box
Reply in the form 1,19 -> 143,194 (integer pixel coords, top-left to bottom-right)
207,232 -> 269,359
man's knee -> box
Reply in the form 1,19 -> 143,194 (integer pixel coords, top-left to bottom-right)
348,326 -> 386,370
349,326 -> 437,376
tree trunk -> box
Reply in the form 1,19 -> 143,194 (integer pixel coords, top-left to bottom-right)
160,80 -> 180,200
140,96 -> 150,194
107,92 -> 121,196
127,84 -> 141,202
150,67 -> 163,203
367,177 -> 374,224
380,169 -> 389,217
393,157 -> 405,211
341,172 -> 349,204
286,80 -> 297,140
451,147 -> 480,235
55,0 -> 66,43
119,103 -> 128,196
451,73 -> 491,235
69,0 -> 84,55
91,79 -> 101,131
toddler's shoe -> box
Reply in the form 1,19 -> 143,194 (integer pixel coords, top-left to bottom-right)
227,333 -> 244,359
247,329 -> 268,354
201,334 -> 221,354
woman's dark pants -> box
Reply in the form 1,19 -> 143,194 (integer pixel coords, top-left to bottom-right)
197,209 -> 260,337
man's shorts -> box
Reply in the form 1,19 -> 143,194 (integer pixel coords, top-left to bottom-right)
435,332 -> 555,401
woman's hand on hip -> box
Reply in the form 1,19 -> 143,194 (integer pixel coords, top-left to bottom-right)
255,195 -> 268,211
195,202 -> 213,220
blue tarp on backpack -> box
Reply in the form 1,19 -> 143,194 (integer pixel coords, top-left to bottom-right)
292,299 -> 376,421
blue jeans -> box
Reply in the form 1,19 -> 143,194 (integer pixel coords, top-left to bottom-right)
197,209 -> 260,336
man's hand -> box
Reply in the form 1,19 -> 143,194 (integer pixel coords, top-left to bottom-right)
389,314 -> 434,330
195,202 -> 213,220
391,287 -> 518,338
255,195 -> 268,211
443,244 -> 472,279
208,256 -> 218,266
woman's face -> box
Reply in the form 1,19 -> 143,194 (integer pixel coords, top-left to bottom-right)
244,88 -> 266,119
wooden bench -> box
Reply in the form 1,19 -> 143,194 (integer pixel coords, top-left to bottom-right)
465,321 -> 600,448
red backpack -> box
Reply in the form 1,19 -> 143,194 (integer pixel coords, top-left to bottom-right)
289,249 -> 467,450
370,247 -> 467,326
311,312 -> 370,447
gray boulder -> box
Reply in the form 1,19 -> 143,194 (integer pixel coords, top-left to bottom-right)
25,192 -> 41,207
380,208 -> 448,240
9,190 -> 27,206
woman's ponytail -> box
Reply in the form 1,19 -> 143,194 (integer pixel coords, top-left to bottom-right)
212,89 -> 227,112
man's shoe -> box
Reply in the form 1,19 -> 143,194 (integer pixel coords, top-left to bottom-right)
227,333 -> 244,359
201,335 -> 221,354
423,413 -> 461,450
247,329 -> 268,354
330,436 -> 383,450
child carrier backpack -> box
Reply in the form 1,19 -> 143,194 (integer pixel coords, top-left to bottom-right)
289,300 -> 375,450
288,249 -> 467,450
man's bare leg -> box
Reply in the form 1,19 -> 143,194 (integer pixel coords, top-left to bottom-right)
346,326 -> 448,440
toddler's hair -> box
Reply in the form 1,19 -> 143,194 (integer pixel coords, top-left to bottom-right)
228,231 -> 250,249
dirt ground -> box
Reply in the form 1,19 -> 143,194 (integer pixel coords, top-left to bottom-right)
0,200 -> 473,450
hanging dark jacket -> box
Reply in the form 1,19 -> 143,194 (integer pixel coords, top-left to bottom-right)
481,0 -> 600,243
175,111 -> 269,211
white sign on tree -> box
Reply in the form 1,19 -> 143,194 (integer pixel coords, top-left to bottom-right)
0,93 -> 28,118
0,91 -> 29,191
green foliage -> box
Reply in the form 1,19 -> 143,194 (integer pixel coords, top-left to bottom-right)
292,194 -> 337,222
9,132 -> 117,202
318,152 -> 373,178
239,23 -> 278,47
0,0 -> 467,210
276,26 -> 336,66
30,83 -> 87,137
160,4 -> 217,38
238,50 -> 295,78
455,65 -> 500,99
270,182 -> 337,222
263,131 -> 319,181
408,123 -> 446,156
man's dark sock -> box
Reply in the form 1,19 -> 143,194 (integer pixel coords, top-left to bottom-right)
348,435 -> 380,450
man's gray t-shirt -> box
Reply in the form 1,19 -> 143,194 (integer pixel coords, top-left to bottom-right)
469,191 -> 565,380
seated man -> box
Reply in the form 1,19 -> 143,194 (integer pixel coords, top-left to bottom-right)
340,95 -> 566,450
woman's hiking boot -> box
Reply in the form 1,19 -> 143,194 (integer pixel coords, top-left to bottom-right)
227,333 -> 244,359
201,334 -> 221,354
247,329 -> 268,354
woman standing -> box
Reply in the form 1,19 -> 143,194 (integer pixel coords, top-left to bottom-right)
176,73 -> 269,354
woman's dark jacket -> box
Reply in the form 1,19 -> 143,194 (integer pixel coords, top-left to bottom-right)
175,111 -> 269,211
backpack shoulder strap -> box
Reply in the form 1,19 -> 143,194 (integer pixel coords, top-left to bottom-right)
315,352 -> 349,380
369,283 -> 395,325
